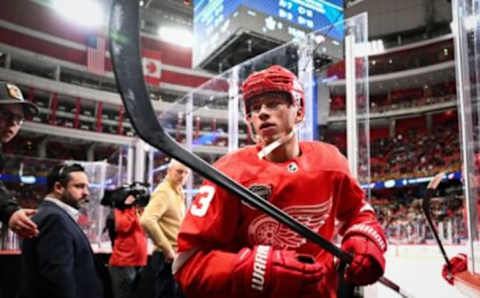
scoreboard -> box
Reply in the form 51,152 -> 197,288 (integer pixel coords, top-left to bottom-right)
193,0 -> 242,39
245,0 -> 344,32
193,0 -> 344,69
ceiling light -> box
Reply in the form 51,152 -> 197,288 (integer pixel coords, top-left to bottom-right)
315,35 -> 326,44
158,27 -> 193,47
463,15 -> 478,31
54,0 -> 104,28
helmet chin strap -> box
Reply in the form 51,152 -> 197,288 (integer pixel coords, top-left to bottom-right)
257,127 -> 296,159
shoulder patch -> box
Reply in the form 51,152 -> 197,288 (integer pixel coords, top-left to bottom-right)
249,184 -> 272,201
241,184 -> 272,209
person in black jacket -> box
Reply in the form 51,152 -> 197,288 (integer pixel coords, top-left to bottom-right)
21,164 -> 105,298
0,81 -> 39,238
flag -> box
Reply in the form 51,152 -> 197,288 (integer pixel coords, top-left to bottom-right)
86,35 -> 105,75
49,93 -> 59,125
142,48 -> 162,86
96,101 -> 103,132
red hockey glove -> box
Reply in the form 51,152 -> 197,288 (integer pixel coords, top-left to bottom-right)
232,245 -> 325,298
442,253 -> 467,285
341,235 -> 385,285
297,266 -> 337,298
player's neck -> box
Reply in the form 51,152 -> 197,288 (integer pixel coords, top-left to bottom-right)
265,137 -> 300,163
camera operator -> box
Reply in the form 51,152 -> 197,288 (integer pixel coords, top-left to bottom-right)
102,184 -> 149,298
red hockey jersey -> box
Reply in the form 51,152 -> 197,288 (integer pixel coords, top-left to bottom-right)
174,141 -> 386,298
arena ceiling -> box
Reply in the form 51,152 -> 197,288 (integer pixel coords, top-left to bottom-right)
141,0 -> 193,25
146,0 -> 192,18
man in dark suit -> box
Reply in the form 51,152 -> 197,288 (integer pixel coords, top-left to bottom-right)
21,163 -> 105,298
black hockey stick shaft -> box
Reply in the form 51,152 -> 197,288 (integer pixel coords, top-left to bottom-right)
108,1 -> 410,296
422,172 -> 452,268
109,0 -> 350,263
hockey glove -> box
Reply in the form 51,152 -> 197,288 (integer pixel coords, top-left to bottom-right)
341,235 -> 385,285
442,253 -> 467,285
232,245 -> 325,298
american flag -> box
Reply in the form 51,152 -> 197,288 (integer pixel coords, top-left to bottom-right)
86,35 -> 105,75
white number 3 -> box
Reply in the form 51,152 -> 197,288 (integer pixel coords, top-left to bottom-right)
190,185 -> 215,217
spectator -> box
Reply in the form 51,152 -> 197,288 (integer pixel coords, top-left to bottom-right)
20,164 -> 106,298
140,159 -> 190,298
0,81 -> 39,238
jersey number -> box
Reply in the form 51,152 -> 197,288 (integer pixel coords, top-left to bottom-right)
190,185 -> 215,217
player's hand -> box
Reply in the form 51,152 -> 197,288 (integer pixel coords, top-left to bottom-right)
297,269 -> 334,298
442,253 -> 467,285
341,236 -> 385,285
232,245 -> 325,298
8,209 -> 39,238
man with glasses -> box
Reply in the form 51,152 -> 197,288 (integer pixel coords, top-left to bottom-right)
0,81 -> 40,238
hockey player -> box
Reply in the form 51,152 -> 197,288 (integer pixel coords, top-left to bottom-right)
441,159 -> 480,285
442,254 -> 467,285
440,200 -> 476,284
173,65 -> 387,298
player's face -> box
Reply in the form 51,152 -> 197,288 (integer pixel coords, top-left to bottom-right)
0,104 -> 24,143
58,171 -> 90,210
247,93 -> 302,144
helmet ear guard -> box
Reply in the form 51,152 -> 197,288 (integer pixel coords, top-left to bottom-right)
239,100 -> 259,144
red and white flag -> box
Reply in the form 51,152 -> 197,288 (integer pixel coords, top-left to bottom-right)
142,48 -> 162,86
86,35 -> 105,75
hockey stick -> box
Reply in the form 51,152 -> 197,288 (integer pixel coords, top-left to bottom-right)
422,172 -> 451,268
108,1 -> 410,297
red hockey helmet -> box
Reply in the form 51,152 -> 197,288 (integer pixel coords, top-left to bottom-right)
241,65 -> 305,117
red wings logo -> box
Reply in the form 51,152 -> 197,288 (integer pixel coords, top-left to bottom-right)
247,199 -> 332,249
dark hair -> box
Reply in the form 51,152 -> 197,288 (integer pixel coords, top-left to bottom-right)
46,163 -> 85,193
